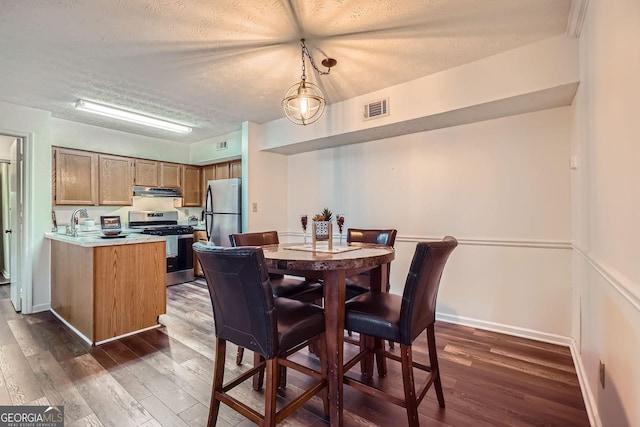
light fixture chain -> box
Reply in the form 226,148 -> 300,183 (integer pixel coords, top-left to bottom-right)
301,40 -> 331,76
301,40 -> 307,80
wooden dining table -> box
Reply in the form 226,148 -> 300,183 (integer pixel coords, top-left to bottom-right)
261,242 -> 395,427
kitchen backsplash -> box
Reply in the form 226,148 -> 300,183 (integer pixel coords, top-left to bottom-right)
52,197 -> 203,228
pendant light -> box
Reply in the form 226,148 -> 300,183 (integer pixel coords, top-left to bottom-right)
282,39 -> 337,125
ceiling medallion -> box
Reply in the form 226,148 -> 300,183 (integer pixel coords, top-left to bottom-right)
281,39 -> 337,125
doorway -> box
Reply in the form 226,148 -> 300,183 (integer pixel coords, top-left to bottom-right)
0,134 -> 23,312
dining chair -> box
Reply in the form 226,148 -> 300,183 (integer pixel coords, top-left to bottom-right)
345,228 -> 397,300
230,231 -> 324,367
193,244 -> 328,427
344,228 -> 398,352
342,236 -> 458,427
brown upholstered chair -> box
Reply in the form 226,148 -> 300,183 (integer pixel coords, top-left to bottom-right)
344,228 -> 397,352
230,231 -> 324,366
193,244 -> 328,427
342,237 -> 458,427
345,228 -> 397,300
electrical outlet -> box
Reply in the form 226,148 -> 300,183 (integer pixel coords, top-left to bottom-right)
599,359 -> 605,389
252,202 -> 258,213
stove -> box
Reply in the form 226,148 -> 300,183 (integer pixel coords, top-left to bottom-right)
128,211 -> 194,286
140,225 -> 194,236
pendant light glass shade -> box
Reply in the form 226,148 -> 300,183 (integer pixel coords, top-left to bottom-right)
282,79 -> 325,125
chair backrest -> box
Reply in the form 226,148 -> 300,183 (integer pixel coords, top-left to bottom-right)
399,236 -> 457,345
193,243 -> 279,359
229,231 -> 279,247
229,231 -> 283,280
347,228 -> 397,247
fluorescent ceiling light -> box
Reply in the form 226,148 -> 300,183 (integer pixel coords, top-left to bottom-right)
75,100 -> 192,134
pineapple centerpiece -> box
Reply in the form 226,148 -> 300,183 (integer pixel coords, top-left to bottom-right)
312,208 -> 333,241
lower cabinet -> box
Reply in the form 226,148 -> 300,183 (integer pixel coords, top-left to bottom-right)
50,240 -> 166,344
194,230 -> 208,277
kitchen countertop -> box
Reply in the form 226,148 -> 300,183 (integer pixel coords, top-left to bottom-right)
45,231 -> 165,247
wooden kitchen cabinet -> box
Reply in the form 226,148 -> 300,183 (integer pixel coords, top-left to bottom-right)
159,162 -> 182,188
53,147 -> 98,205
230,160 -> 242,178
50,239 -> 165,343
199,160 -> 242,206
182,165 -> 201,207
134,159 -> 159,187
202,164 -> 215,182
215,162 -> 230,180
193,230 -> 208,277
98,154 -> 133,205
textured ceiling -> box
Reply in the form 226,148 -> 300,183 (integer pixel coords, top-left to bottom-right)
0,0 -> 571,143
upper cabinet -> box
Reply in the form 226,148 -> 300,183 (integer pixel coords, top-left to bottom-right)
98,154 -> 133,206
134,159 -> 158,187
199,160 -> 242,206
182,165 -> 201,207
53,148 -> 98,206
202,164 -> 215,183
52,146 -> 240,207
159,162 -> 182,188
215,162 -> 230,180
230,160 -> 241,178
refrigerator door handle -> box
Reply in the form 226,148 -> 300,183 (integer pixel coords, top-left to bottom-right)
205,185 -> 213,241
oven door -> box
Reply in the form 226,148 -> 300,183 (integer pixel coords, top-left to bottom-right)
166,235 -> 194,286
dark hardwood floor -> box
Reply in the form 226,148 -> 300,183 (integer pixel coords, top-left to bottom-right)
0,282 -> 590,426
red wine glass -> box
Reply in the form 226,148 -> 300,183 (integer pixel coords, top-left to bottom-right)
300,215 -> 308,244
337,214 -> 345,245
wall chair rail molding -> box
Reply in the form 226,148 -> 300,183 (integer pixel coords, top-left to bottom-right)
573,245 -> 640,312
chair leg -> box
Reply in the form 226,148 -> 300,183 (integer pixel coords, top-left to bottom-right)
208,338 -> 226,427
400,343 -> 419,427
253,352 -> 265,391
236,346 -> 244,365
374,337 -> 387,377
278,365 -> 288,389
264,358 -> 278,427
427,325 -> 445,408
364,334 -> 375,378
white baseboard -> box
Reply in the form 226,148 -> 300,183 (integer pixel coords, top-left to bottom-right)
436,312 -> 573,346
569,339 -> 601,427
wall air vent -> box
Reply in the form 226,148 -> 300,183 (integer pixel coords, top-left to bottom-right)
216,141 -> 228,150
364,98 -> 389,120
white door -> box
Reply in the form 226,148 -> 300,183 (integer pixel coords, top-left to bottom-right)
9,138 -> 22,311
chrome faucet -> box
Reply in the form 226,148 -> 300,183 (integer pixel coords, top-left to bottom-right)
69,208 -> 89,237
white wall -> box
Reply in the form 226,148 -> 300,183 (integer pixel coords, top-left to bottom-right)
189,130 -> 242,165
0,136 -> 13,160
51,118 -> 190,162
287,107 -> 572,338
0,101 -> 52,312
572,0 -> 640,425
242,121 -> 288,233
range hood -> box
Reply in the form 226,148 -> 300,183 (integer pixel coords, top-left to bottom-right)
133,186 -> 182,198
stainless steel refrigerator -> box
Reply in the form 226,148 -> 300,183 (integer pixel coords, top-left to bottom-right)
204,178 -> 242,246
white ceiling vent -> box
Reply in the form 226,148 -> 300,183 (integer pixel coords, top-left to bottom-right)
364,98 -> 389,120
216,141 -> 228,150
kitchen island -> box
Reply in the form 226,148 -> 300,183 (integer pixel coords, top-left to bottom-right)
46,232 -> 167,345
